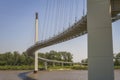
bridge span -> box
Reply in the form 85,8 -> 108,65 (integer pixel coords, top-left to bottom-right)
26,0 -> 120,80
26,2 -> 120,56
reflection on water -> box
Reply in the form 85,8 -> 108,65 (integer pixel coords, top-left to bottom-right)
0,70 -> 120,80
30,70 -> 88,80
18,71 -> 36,80
0,70 -> 36,80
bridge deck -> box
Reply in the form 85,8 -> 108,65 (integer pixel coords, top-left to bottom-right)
26,1 -> 120,56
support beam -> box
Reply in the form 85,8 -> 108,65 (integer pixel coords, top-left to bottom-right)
61,63 -> 64,67
34,52 -> 38,73
111,0 -> 120,17
44,62 -> 47,70
87,0 -> 114,80
34,12 -> 39,73
70,63 -> 73,66
53,63 -> 55,67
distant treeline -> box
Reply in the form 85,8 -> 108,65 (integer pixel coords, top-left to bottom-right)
0,50 -> 73,66
38,50 -> 73,62
81,52 -> 120,66
38,50 -> 73,66
0,51 -> 34,66
114,52 -> 120,66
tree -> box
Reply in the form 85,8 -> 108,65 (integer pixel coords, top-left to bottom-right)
114,59 -> 120,66
81,58 -> 88,63
116,52 -> 120,58
13,51 -> 20,65
114,52 -> 120,66
0,50 -> 73,66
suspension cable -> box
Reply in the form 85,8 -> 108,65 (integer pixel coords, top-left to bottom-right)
60,0 -> 65,33
68,0 -> 73,27
62,0 -> 66,31
50,0 -> 56,38
45,0 -> 51,40
47,0 -> 54,40
75,0 -> 79,23
83,0 -> 85,16
42,0 -> 49,41
54,0 -> 61,35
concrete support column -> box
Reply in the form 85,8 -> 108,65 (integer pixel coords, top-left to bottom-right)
70,63 -> 73,66
53,63 -> 55,67
87,0 -> 114,80
61,63 -> 64,67
35,12 -> 39,42
44,62 -> 47,70
34,52 -> 38,73
34,12 -> 39,73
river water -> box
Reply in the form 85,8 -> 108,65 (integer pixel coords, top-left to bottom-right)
0,70 -> 120,80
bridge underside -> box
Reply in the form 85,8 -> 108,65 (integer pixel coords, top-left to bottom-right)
26,0 -> 120,57
111,0 -> 120,17
26,0 -> 120,56
26,0 -> 120,79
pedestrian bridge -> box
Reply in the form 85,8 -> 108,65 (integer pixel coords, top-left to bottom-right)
26,0 -> 120,56
26,0 -> 120,80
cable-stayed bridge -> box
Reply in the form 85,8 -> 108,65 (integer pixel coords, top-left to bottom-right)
26,0 -> 120,80
26,1 -> 120,56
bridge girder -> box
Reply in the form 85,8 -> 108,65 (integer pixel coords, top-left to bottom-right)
26,1 -> 120,56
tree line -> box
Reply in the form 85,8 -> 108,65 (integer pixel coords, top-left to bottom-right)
38,50 -> 73,66
81,52 -> 120,66
114,52 -> 120,66
38,50 -> 73,62
0,51 -> 34,66
0,50 -> 73,66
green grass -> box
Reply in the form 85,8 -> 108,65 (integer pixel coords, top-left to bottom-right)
48,65 -> 120,70
48,65 -> 88,70
0,65 -> 34,70
114,66 -> 120,69
71,65 -> 88,70
0,65 -> 119,70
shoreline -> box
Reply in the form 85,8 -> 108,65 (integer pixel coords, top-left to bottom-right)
0,65 -> 120,70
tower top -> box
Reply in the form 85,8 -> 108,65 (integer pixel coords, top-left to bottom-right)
36,12 -> 38,19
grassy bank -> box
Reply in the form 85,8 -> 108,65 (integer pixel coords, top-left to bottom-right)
0,65 -> 120,70
48,65 -> 88,70
0,65 -> 34,70
48,65 -> 120,70
0,65 -> 88,70
114,66 -> 120,69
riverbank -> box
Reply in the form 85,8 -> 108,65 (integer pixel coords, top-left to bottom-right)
48,65 -> 88,71
48,66 -> 120,70
0,65 -> 34,70
0,65 -> 120,70
114,66 -> 120,69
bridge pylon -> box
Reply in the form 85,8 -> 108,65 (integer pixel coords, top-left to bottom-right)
87,0 -> 114,80
34,12 -> 39,73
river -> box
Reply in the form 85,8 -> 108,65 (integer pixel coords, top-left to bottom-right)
0,70 -> 120,80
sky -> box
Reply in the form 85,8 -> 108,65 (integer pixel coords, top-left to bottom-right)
0,0 -> 120,62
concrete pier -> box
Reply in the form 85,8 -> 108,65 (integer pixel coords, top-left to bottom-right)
44,62 -> 47,70
34,12 -> 39,73
53,63 -> 55,67
87,0 -> 114,80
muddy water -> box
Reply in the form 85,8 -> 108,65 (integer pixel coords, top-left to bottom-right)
0,70 -> 120,80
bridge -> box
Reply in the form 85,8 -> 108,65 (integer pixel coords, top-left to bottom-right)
38,56 -> 80,70
26,0 -> 120,80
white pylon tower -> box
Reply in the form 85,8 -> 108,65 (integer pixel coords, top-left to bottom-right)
34,12 -> 39,73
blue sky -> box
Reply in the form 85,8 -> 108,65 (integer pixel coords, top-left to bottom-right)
0,0 -> 120,62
